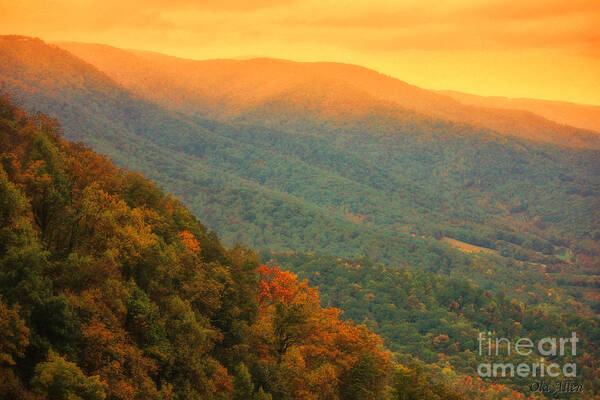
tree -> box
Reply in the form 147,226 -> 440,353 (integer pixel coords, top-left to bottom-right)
233,363 -> 254,400
338,352 -> 390,400
31,352 -> 107,400
0,298 -> 29,366
254,387 -> 272,400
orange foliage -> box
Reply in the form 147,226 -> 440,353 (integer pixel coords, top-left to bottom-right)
257,265 -> 320,306
178,230 -> 201,254
254,265 -> 391,398
455,375 -> 534,399
0,301 -> 29,366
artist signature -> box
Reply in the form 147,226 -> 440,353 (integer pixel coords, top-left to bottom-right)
530,380 -> 583,395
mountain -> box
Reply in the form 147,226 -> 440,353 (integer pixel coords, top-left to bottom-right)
2,35 -> 600,397
58,41 -> 600,149
440,89 -> 600,134
2,36 -> 599,292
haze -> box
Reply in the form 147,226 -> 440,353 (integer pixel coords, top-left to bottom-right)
1,0 -> 599,105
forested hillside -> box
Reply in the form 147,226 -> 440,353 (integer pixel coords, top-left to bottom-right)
0,93 -> 540,399
0,95 -> 401,399
265,252 -> 600,396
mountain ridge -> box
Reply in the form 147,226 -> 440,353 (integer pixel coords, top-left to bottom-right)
56,39 -> 600,149
440,89 -> 600,133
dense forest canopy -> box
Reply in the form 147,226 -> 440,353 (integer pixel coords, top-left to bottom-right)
0,96 -> 400,399
265,252 -> 600,395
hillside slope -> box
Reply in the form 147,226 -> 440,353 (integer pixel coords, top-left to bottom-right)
0,36 -> 479,270
0,95 -> 562,400
58,41 -> 600,149
0,95 -> 401,400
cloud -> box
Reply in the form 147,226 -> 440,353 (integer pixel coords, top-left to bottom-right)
269,0 -> 600,53
2,0 -> 598,53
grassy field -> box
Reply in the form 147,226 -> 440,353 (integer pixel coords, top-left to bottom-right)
441,237 -> 498,255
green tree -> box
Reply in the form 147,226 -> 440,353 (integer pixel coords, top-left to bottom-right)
31,351 -> 107,400
254,387 -> 272,400
233,362 -> 254,400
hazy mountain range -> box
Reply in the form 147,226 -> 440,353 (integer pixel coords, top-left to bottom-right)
57,41 -> 600,149
440,89 -> 600,134
2,34 -> 600,397
1,35 -> 598,270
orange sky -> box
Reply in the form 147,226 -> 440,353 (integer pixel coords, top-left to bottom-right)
1,0 -> 599,105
